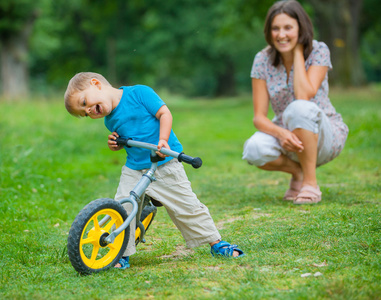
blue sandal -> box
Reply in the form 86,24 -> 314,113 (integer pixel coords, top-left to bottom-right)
211,241 -> 244,258
115,256 -> 130,269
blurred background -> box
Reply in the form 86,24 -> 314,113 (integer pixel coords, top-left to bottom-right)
0,0 -> 380,99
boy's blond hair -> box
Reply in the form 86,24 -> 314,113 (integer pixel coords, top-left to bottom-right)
64,72 -> 112,115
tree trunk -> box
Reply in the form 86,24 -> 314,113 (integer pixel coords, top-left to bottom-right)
1,38 -> 29,99
306,0 -> 366,86
215,58 -> 236,96
0,14 -> 36,99
107,38 -> 117,85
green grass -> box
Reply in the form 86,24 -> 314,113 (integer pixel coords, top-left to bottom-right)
0,86 -> 380,299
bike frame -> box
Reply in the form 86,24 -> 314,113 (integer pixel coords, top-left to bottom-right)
102,139 -> 202,245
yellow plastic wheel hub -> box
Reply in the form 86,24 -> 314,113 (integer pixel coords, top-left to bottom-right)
79,208 -> 125,269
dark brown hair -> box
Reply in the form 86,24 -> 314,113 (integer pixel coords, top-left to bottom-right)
264,0 -> 313,66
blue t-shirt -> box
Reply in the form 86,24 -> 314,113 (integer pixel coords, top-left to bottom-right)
104,85 -> 183,170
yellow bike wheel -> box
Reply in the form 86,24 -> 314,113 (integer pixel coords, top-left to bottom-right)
67,198 -> 129,275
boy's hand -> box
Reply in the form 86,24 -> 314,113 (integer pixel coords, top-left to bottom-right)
108,132 -> 124,151
156,139 -> 170,158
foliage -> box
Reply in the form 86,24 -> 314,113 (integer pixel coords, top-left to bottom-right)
0,0 -> 40,40
1,0 -> 380,97
360,0 -> 381,82
0,86 -> 380,299
28,0 -> 274,96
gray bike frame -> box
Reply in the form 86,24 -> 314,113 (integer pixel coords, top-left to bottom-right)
104,140 -> 186,245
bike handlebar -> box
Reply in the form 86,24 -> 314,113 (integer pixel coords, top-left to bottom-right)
115,138 -> 202,169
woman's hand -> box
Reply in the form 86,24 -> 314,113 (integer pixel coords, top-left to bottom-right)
278,128 -> 304,153
108,132 -> 124,151
293,43 -> 304,57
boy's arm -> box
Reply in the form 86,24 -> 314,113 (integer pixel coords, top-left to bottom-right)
155,105 -> 172,157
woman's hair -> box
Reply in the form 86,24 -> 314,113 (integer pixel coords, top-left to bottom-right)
64,72 -> 111,115
264,0 -> 314,67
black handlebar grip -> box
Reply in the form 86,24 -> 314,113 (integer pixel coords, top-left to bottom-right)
178,153 -> 203,169
115,137 -> 132,147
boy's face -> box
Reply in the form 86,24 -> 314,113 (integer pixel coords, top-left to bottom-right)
70,79 -> 113,119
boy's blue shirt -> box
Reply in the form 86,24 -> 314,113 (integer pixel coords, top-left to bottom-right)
104,85 -> 183,170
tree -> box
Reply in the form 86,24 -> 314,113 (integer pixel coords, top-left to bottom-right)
305,0 -> 366,86
6,0 -> 374,99
1,0 -> 275,98
0,0 -> 41,99
28,0 -> 273,97
360,0 -> 381,82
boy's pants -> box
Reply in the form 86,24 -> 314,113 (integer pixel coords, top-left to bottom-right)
242,100 -> 335,167
114,159 -> 221,257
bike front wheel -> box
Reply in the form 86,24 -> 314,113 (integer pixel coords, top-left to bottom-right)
67,198 -> 130,275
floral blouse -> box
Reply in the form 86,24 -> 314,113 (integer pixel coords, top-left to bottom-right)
250,40 -> 348,158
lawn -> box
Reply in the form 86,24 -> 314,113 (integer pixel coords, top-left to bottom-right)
0,86 -> 380,299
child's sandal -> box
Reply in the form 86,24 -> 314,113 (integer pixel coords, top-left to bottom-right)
115,256 -> 130,269
211,240 -> 244,258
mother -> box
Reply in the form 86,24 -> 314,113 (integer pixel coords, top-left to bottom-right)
243,0 -> 348,204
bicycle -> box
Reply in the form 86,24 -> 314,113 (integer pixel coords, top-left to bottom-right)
67,138 -> 202,275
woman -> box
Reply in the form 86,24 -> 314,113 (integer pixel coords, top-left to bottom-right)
242,0 -> 348,204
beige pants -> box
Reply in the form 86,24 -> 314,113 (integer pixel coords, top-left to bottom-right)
114,159 -> 221,256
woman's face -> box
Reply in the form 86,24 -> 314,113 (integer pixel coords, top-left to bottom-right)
271,13 -> 299,55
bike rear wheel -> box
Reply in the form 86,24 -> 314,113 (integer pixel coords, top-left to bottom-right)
135,204 -> 157,245
67,198 -> 130,275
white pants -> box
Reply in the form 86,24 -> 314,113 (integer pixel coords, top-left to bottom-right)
114,159 -> 221,256
243,100 -> 335,167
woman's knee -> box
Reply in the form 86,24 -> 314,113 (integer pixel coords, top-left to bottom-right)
283,100 -> 322,133
242,132 -> 281,167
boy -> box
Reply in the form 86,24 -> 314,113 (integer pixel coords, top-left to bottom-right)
64,72 -> 244,269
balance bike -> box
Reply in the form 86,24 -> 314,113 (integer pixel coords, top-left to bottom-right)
67,138 -> 202,274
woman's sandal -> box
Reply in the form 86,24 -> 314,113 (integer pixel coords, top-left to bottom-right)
293,185 -> 322,205
211,241 -> 244,258
283,179 -> 303,201
114,256 -> 130,269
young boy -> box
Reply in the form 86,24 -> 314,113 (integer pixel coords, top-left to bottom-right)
64,72 -> 244,269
